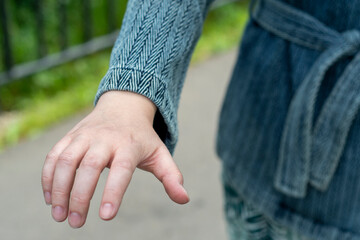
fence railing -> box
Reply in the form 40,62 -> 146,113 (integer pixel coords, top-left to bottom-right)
0,0 -> 121,86
0,0 -> 240,86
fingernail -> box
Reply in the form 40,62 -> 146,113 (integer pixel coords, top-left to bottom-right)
100,203 -> 114,220
44,192 -> 51,205
69,212 -> 82,228
52,206 -> 65,221
183,187 -> 189,196
181,185 -> 190,203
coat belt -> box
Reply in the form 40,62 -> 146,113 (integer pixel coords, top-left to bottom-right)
251,0 -> 360,198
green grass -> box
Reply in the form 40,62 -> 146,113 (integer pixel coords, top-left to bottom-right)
0,1 -> 249,151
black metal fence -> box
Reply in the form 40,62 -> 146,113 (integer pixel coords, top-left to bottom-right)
0,0 -> 122,86
0,0 -> 239,87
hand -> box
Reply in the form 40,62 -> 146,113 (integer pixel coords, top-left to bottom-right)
41,91 -> 189,228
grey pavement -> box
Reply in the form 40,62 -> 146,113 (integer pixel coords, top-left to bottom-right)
0,50 -> 237,240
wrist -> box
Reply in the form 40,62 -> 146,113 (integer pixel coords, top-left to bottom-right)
96,91 -> 157,125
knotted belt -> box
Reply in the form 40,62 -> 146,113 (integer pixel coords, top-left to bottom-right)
251,0 -> 360,198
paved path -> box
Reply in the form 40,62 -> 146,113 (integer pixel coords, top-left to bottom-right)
0,50 -> 237,240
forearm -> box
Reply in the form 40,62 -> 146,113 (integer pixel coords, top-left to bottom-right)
95,0 -> 215,153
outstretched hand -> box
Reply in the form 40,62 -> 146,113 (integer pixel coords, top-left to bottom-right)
41,91 -> 189,228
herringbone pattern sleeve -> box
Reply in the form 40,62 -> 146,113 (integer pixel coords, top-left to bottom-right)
95,0 -> 214,153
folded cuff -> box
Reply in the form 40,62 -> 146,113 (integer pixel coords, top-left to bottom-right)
94,67 -> 178,154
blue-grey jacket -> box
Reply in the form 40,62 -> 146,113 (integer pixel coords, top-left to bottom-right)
95,0 -> 360,239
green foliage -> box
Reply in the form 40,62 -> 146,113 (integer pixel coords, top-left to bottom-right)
0,1 -> 249,151
0,0 -> 127,70
0,50 -> 110,150
192,1 -> 249,62
0,0 -> 128,111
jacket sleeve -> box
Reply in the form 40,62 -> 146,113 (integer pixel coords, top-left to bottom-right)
94,0 -> 215,154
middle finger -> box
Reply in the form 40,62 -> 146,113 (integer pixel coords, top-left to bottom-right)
68,144 -> 111,228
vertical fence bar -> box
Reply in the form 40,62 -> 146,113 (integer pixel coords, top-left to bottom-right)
35,0 -> 47,57
82,0 -> 92,41
107,0 -> 116,33
0,0 -> 13,72
58,0 -> 68,50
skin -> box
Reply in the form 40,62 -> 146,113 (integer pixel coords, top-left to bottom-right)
41,91 -> 189,228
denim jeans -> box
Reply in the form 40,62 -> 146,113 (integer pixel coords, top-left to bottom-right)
223,169 -> 311,240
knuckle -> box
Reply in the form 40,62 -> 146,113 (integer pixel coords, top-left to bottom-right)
52,189 -> 68,199
161,172 -> 182,184
61,134 -> 73,145
81,154 -> 103,169
119,130 -> 140,147
172,169 -> 183,182
71,194 -> 90,205
58,152 -> 76,167
41,174 -> 52,186
104,187 -> 118,197
112,160 -> 134,173
46,150 -> 58,161
177,173 -> 184,185
127,132 -> 137,145
73,132 -> 89,141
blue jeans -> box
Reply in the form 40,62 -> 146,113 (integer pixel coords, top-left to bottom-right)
223,169 -> 311,240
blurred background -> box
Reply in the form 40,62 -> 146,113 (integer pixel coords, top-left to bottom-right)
0,0 -> 249,239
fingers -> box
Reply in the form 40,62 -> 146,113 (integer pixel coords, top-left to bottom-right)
99,150 -> 137,220
42,135 -> 72,205
155,147 -> 190,204
51,137 -> 89,222
68,144 -> 111,228
141,146 -> 190,205
98,144 -> 189,222
43,127 -> 189,229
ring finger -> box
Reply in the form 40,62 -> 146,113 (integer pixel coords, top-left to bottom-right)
51,137 -> 89,222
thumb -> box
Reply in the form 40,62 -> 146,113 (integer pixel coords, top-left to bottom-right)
140,146 -> 190,204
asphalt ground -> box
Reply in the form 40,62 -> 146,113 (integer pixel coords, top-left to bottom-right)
0,50 -> 237,240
